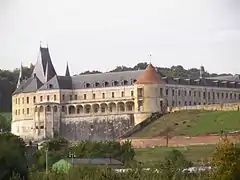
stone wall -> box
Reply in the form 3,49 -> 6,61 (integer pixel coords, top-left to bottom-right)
171,103 -> 240,112
60,114 -> 135,141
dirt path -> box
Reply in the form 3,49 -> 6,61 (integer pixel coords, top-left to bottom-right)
121,135 -> 240,148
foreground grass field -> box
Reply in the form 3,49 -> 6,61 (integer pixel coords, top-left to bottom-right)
132,110 -> 240,137
135,143 -> 240,165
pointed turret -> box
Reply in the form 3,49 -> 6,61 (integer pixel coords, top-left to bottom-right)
32,46 -> 57,83
17,63 -> 23,88
135,63 -> 165,84
65,62 -> 70,76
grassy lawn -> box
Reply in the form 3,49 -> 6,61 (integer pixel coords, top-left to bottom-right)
135,143 -> 240,165
132,110 -> 240,137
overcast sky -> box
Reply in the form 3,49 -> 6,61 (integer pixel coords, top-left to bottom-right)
0,0 -> 240,75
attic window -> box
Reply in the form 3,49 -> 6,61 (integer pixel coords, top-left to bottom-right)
104,81 -> 109,87
48,84 -> 53,89
123,80 -> 128,85
112,81 -> 118,86
95,82 -> 100,87
86,83 -> 91,88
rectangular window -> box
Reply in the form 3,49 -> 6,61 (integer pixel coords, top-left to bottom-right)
160,88 -> 163,97
102,93 -> 105,99
178,90 -> 180,96
69,95 -> 73,101
47,95 -> 50,101
22,109 -> 24,114
27,108 -> 29,115
230,93 -> 232,99
189,91 -> 192,96
172,89 -> 174,96
137,88 -> 144,98
121,91 -> 124,97
74,95 -> 77,100
112,92 -> 115,98
84,94 -> 87,100
33,96 -> 36,103
199,91 -> 201,98
166,89 -> 169,96
93,93 -> 96,99
62,94 -> 65,100
203,92 -> 206,99
54,95 -> 57,101
194,91 -> 196,97
213,92 -> 215,99
40,96 -> 43,102
27,97 -> 29,104
22,98 -> 24,104
184,90 -> 187,96
131,91 -> 134,97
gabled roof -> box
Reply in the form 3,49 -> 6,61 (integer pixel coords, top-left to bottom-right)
135,63 -> 165,84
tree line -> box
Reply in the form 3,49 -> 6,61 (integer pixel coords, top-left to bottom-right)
1,132 -> 240,180
0,63 -> 232,112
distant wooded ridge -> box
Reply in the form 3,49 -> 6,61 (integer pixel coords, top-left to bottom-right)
0,62 -> 233,112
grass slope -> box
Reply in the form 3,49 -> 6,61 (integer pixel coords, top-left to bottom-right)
135,143 -> 240,165
132,110 -> 240,137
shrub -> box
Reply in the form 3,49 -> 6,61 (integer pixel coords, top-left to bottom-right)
210,136 -> 240,180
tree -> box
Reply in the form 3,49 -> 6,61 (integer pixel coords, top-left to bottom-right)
210,136 -> 240,180
161,149 -> 193,179
0,133 -> 28,180
0,115 -> 11,132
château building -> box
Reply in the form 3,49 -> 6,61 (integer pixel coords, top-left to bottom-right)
11,46 -> 240,141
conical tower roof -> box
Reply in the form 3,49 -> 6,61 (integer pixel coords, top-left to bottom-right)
135,63 -> 165,84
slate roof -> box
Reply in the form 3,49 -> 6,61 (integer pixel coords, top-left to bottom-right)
66,158 -> 123,165
32,47 -> 57,83
206,74 -> 240,82
12,46 -> 240,95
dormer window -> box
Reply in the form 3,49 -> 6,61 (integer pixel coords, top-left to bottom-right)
122,80 -> 128,86
104,81 -> 109,87
86,83 -> 91,88
112,81 -> 118,86
48,84 -> 53,89
95,82 -> 100,87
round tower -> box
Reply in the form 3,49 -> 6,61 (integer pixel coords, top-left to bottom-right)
133,63 -> 166,124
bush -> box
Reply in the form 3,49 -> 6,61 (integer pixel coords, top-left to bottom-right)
210,136 -> 240,180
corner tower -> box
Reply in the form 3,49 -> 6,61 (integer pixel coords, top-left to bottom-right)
133,63 -> 166,124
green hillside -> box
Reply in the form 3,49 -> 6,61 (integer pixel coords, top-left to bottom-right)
132,110 -> 240,137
